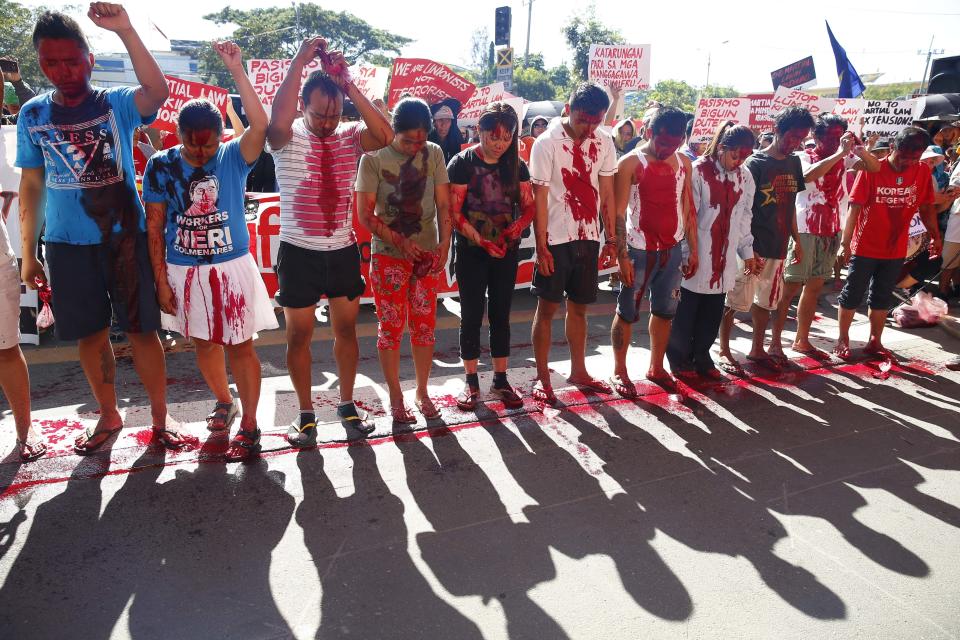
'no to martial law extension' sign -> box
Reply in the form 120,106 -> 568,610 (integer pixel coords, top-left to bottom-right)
387,58 -> 476,109
832,99 -> 922,139
689,98 -> 751,145
155,75 -> 229,133
771,56 -> 816,90
247,59 -> 389,113
588,44 -> 651,91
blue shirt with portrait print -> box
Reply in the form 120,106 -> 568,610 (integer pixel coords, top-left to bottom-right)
142,138 -> 254,267
15,87 -> 154,244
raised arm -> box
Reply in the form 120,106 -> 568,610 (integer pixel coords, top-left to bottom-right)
316,48 -> 392,151
214,41 -> 266,164
804,132 -> 855,183
267,36 -> 326,150
18,167 -> 46,288
88,3 -> 168,116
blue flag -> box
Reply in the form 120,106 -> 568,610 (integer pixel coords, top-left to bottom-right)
826,21 -> 865,98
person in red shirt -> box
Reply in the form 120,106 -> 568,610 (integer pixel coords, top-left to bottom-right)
834,127 -> 940,360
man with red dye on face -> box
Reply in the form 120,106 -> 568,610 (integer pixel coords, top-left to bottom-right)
16,5 -> 176,455
527,82 -> 618,404
834,127 -> 940,361
769,114 -> 880,360
267,36 -> 393,445
717,106 -> 813,372
608,106 -> 698,395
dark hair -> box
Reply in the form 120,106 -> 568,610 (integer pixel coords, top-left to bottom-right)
177,98 -> 224,135
477,102 -> 520,203
392,97 -> 432,133
650,106 -> 686,138
569,82 -> 609,115
703,121 -> 756,159
300,70 -> 343,106
892,126 -> 931,154
774,106 -> 815,135
685,117 -> 694,139
813,113 -> 848,139
32,11 -> 89,52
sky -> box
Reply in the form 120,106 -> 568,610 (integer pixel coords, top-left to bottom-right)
21,0 -> 960,93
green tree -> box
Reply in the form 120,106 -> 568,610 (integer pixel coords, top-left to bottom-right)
863,82 -> 920,100
701,85 -> 740,99
648,79 -> 699,112
200,4 -> 411,91
562,5 -> 623,81
0,0 -> 75,90
512,66 -> 557,102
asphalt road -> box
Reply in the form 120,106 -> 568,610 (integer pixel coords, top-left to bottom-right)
1,288 -> 959,639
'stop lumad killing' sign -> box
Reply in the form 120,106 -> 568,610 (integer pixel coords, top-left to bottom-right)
588,44 -> 651,91
771,56 -> 816,90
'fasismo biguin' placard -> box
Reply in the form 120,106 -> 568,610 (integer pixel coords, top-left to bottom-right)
690,97 -> 751,145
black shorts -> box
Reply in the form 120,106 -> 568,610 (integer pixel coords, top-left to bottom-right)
275,241 -> 365,308
531,240 -> 600,305
838,255 -> 904,311
46,233 -> 162,341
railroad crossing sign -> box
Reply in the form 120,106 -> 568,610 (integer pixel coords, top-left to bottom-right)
496,47 -> 513,69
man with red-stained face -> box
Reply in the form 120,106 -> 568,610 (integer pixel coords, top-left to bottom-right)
718,106 -> 814,372
527,82 -> 619,404
609,106 -> 698,393
769,114 -> 880,360
834,127 -> 940,361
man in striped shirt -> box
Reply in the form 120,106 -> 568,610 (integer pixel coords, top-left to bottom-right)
267,36 -> 393,444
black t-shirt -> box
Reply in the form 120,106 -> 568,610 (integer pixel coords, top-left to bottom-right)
745,151 -> 806,259
447,146 -> 530,249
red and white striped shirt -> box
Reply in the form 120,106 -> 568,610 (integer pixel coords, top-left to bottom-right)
271,119 -> 364,251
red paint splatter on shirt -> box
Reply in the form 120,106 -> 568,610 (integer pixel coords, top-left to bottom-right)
804,149 -> 843,236
560,142 -> 599,236
634,158 -> 682,251
698,161 -> 742,290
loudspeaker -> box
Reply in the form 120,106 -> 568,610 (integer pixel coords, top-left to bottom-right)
928,55 -> 960,94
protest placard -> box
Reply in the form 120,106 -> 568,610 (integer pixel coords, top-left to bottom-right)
832,98 -> 866,136
859,100 -> 920,139
247,59 -> 388,112
457,82 -> 505,125
387,58 -> 476,109
767,85 -> 836,119
588,44 -> 651,90
155,75 -> 229,133
689,97 -> 751,145
745,92 -> 774,132
771,56 -> 816,90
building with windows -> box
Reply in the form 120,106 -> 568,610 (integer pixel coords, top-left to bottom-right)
92,40 -> 204,87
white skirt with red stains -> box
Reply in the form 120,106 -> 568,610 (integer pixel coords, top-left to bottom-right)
161,254 -> 279,345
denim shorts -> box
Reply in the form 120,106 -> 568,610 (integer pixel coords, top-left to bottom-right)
615,244 -> 682,322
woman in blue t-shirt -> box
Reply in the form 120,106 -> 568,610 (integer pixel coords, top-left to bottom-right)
144,41 -> 277,461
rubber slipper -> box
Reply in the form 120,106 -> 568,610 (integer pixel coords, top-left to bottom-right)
391,404 -> 417,424
152,427 -> 195,450
287,417 -> 318,448
531,381 -> 557,405
224,429 -> 261,461
17,439 -> 47,463
863,344 -> 897,361
456,386 -> 480,411
716,357 -> 744,374
792,345 -> 830,360
567,377 -> 612,394
832,344 -> 852,360
747,355 -> 783,371
415,397 -> 441,420
338,403 -> 375,435
489,384 -> 524,409
74,425 -> 122,455
609,374 -> 638,399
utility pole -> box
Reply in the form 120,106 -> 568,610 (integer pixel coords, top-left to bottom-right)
524,0 -> 534,65
294,2 -> 301,40
918,36 -> 944,95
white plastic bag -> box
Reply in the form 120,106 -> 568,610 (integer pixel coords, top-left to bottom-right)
913,291 -> 948,324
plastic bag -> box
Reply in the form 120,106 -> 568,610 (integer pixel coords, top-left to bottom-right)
893,291 -> 946,328
36,283 -> 54,330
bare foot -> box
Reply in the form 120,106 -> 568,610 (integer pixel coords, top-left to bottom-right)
768,343 -> 786,359
646,368 -> 674,385
566,374 -> 612,394
863,341 -> 897,361
833,340 -> 851,360
792,340 -> 830,359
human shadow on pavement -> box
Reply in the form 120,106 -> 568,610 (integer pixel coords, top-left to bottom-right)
396,426 -> 571,639
482,412 -> 694,623
123,456 -> 295,640
0,455 -> 146,639
559,400 -> 848,620
296,443 -> 484,640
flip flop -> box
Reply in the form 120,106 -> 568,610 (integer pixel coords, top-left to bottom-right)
489,384 -> 524,409
832,344 -> 852,360
609,374 -> 638,399
567,377 -> 612,395
415,397 -> 441,420
74,425 -> 122,455
531,381 -> 557,405
863,344 -> 898,361
456,386 -> 480,411
792,345 -> 831,360
286,417 -> 318,448
645,371 -> 677,388
716,356 -> 744,375
391,403 -> 417,424
152,427 -> 194,450
17,439 -> 47,463
224,428 -> 261,462
747,355 -> 784,371
338,403 -> 375,435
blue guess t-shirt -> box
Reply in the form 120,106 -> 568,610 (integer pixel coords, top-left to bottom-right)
15,87 -> 154,244
142,139 -> 253,266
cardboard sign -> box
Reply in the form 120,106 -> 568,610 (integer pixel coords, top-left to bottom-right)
248,59 -> 388,113
387,58 -> 476,109
588,44 -> 651,90
457,82 -> 505,125
156,75 -> 229,133
771,56 -> 817,90
745,93 -> 774,132
832,99 -> 919,139
768,86 -> 836,119
832,98 -> 866,135
690,97 -> 751,145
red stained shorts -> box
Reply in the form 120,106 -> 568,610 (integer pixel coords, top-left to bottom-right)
370,253 -> 439,350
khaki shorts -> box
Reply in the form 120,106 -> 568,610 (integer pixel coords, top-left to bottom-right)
942,241 -> 960,271
784,233 -> 840,283
726,257 -> 785,312
0,256 -> 21,350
